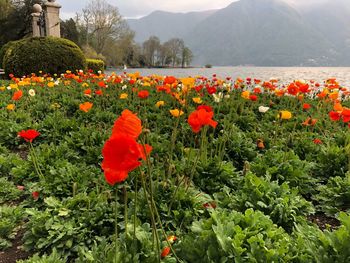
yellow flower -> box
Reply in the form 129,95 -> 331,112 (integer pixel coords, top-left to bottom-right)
192,97 -> 202,104
181,77 -> 195,88
0,86 -> 5,91
241,91 -> 250,99
6,104 -> 15,111
10,84 -> 18,90
47,82 -> 55,88
50,103 -> 61,109
279,110 -> 292,120
120,93 -> 128,99
155,101 -> 165,108
82,83 -> 89,88
170,109 -> 184,117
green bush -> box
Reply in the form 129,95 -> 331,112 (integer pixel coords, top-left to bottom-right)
315,172 -> 350,216
178,209 -> 293,262
86,59 -> 105,73
0,41 -> 15,68
3,37 -> 86,76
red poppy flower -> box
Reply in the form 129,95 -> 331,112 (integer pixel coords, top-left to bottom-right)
156,85 -> 171,94
188,109 -> 218,133
95,90 -> 103,96
197,105 -> 213,112
313,139 -> 323,144
249,95 -> 258,101
18,129 -> 40,143
303,103 -> 311,110
253,87 -> 262,94
84,89 -> 91,95
329,111 -> 341,121
32,191 -> 40,200
101,133 -> 152,185
206,86 -> 217,94
12,90 -> 23,101
164,76 -> 176,85
98,81 -> 106,88
112,110 -> 142,139
138,90 -> 149,99
287,83 -> 299,96
129,79 -> 136,85
161,247 -> 171,259
342,108 -> 350,123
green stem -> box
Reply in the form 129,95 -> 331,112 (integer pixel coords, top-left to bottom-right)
140,174 -> 160,262
115,187 -> 119,262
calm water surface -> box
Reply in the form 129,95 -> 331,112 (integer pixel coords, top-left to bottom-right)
107,67 -> 350,87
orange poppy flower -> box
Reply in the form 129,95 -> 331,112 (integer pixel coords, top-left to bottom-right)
161,247 -> 171,259
188,109 -> 217,133
112,110 -> 142,139
79,102 -> 93,112
101,133 -> 152,185
12,90 -> 23,101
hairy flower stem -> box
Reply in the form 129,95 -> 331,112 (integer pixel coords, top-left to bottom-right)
140,173 -> 160,262
123,185 -> 128,236
114,187 -> 119,262
29,142 -> 45,181
167,114 -> 181,180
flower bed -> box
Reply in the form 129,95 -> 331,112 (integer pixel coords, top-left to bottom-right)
0,72 -> 350,262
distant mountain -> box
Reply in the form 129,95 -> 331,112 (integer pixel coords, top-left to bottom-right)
127,0 -> 349,66
302,0 -> 350,65
127,10 -> 217,43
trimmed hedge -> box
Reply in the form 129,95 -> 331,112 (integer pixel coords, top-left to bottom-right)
3,37 -> 86,76
86,59 -> 105,73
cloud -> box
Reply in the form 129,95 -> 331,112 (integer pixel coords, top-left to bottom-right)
59,0 -> 329,19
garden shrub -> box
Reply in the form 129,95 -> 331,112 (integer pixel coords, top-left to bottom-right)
86,59 -> 105,73
293,212 -> 350,262
231,173 -> 314,231
251,149 -> 317,195
0,205 -> 23,249
178,209 -> 293,262
3,37 -> 86,76
315,172 -> 350,216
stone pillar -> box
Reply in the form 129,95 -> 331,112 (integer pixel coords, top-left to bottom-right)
31,4 -> 42,37
43,0 -> 61,37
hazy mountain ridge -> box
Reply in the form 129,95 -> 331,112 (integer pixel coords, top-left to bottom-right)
127,0 -> 350,66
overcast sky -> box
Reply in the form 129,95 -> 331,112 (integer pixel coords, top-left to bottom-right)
59,0 -> 327,19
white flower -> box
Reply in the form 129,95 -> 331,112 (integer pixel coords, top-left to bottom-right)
28,89 -> 36,97
6,86 -> 11,90
213,92 -> 223,103
258,106 -> 270,113
79,69 -> 83,73
224,95 -> 230,99
121,85 -> 127,90
97,70 -> 102,74
54,80 -> 60,85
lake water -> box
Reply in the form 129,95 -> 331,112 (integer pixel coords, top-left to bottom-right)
107,67 -> 350,87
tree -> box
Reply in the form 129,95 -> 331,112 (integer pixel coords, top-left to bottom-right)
0,0 -> 37,46
181,47 -> 193,68
163,38 -> 184,67
142,36 -> 161,67
60,18 -> 80,45
79,0 -> 124,54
